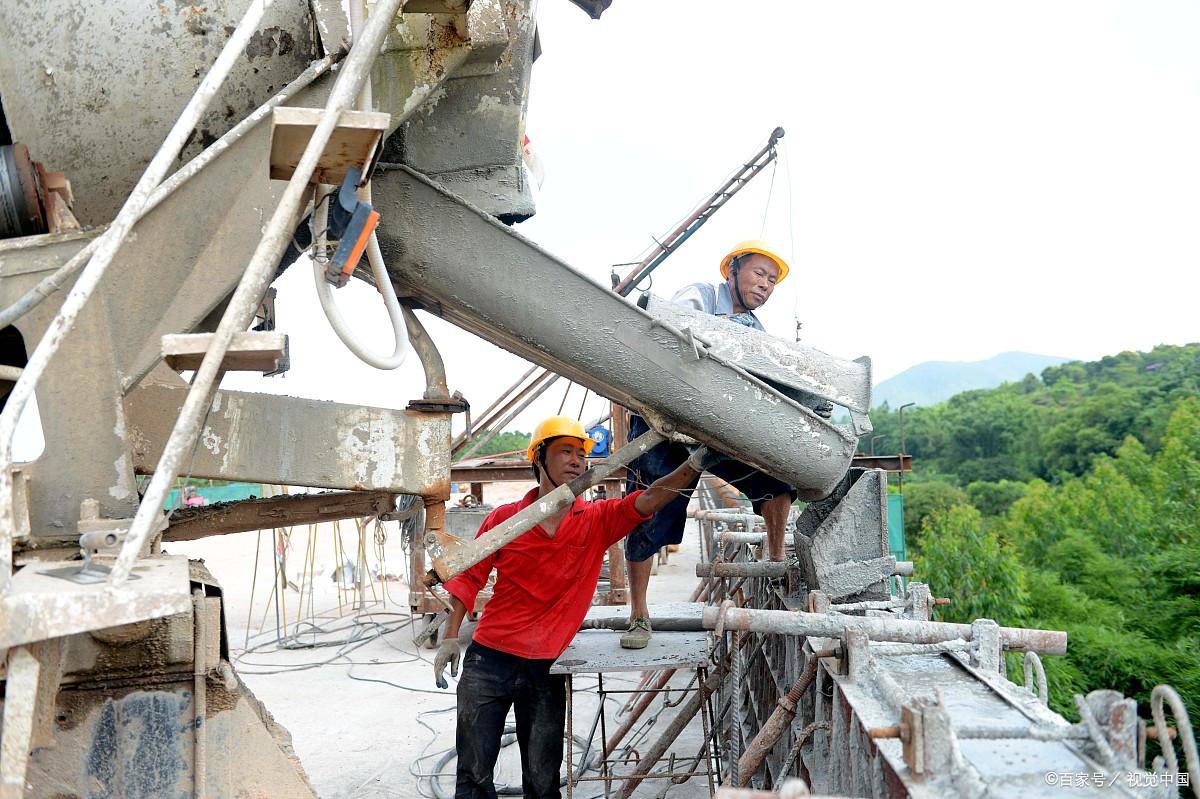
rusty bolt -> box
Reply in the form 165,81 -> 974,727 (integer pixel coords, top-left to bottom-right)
933,597 -> 951,606
868,723 -> 910,742
1146,725 -> 1177,741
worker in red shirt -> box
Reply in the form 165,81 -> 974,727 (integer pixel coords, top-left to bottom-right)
434,414 -> 722,799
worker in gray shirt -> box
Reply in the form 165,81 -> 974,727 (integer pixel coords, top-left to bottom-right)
621,240 -> 800,649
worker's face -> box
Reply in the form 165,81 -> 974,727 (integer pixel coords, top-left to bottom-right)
542,437 -> 588,485
731,254 -> 780,310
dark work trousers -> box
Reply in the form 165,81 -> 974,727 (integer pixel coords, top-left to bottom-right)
455,641 -> 567,799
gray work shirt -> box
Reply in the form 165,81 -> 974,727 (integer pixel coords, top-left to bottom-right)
670,282 -> 766,331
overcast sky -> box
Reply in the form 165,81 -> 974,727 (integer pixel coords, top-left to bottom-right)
211,1 -> 1200,442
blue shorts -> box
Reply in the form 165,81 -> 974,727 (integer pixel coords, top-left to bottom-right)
622,414 -> 797,562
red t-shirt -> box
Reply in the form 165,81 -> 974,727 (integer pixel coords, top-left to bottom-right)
444,488 -> 650,660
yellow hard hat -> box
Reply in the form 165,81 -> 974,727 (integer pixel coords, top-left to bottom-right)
719,240 -> 790,283
526,415 -> 595,462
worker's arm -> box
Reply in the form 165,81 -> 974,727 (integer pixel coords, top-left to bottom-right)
633,447 -> 724,516
444,594 -> 468,639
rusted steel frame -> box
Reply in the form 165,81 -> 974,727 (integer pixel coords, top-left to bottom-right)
452,363 -> 539,447
850,453 -> 911,472
614,127 -> 784,296
452,368 -> 556,456
616,669 -> 722,799
449,462 -> 531,482
163,491 -> 396,542
107,0 -> 407,587
0,0 -> 278,594
454,371 -> 561,460
703,606 -> 1068,656
697,561 -> 788,578
736,648 -> 838,785
426,429 -> 665,582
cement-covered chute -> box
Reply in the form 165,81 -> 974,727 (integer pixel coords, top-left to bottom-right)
372,165 -> 870,503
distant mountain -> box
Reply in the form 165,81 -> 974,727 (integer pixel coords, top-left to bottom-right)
872,351 -> 1071,409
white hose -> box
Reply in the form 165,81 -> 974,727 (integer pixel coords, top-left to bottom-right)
310,0 -> 409,370
312,229 -> 410,369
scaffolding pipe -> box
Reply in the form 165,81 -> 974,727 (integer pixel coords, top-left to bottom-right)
703,606 -> 1068,655
451,363 -> 539,448
402,307 -> 449,399
691,509 -> 764,525
108,0 -> 408,586
697,561 -> 789,578
454,370 -> 560,459
718,532 -> 765,545
0,0 -> 277,594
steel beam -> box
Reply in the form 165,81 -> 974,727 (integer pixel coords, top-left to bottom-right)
163,490 -> 398,542
374,165 -> 859,501
125,374 -> 451,497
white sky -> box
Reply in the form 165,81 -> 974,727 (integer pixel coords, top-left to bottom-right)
222,1 -> 1200,439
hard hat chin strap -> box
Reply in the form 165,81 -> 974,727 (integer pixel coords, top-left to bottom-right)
729,256 -> 750,312
536,442 -> 563,489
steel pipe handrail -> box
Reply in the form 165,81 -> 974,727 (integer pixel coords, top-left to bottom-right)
702,605 -> 1068,656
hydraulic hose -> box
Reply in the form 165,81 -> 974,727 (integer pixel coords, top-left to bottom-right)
308,148 -> 409,371
310,0 -> 410,371
312,227 -> 410,370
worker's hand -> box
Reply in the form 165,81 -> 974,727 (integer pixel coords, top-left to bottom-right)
686,446 -> 728,473
813,401 -> 834,419
433,638 -> 462,690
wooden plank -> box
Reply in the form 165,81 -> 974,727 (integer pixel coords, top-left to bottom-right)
162,331 -> 286,373
269,107 -> 389,184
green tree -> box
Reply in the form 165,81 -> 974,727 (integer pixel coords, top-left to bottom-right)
461,430 -> 532,458
902,481 -> 969,552
918,505 -> 1030,626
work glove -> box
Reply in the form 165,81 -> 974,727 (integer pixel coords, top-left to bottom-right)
686,446 -> 729,473
433,638 -> 462,690
813,401 -> 834,420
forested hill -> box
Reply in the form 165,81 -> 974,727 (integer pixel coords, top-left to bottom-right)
866,343 -> 1200,485
873,351 -> 1070,409
865,342 -> 1200,724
